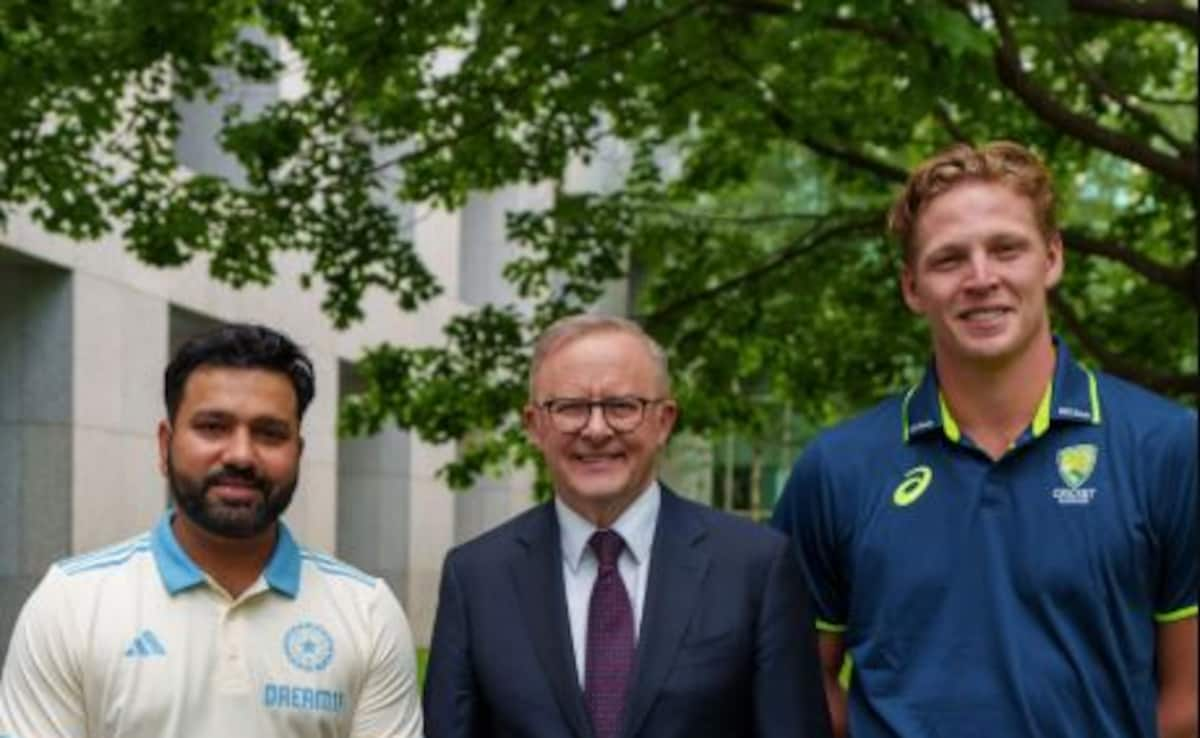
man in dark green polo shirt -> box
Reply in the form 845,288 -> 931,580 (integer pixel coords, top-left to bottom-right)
772,141 -> 1196,738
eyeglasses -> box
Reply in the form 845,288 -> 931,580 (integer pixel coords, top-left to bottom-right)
537,396 -> 667,434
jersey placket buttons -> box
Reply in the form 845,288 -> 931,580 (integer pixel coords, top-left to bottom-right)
214,596 -> 252,693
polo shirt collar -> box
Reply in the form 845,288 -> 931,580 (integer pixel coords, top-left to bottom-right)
557,480 -> 660,573
902,336 -> 1102,444
150,512 -> 302,598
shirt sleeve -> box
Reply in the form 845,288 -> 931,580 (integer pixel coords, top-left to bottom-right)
0,567 -> 86,738
1150,410 -> 1198,622
770,437 -> 849,633
350,580 -> 423,738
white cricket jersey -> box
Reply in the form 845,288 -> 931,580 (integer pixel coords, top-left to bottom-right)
0,514 -> 423,738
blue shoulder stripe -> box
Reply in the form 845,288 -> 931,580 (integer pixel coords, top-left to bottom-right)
58,535 -> 152,575
301,550 -> 376,582
58,542 -> 151,578
58,534 -> 150,569
300,551 -> 376,587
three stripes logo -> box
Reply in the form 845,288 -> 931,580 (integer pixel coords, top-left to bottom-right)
125,629 -> 166,658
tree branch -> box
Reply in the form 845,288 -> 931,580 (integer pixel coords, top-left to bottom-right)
1068,0 -> 1199,34
570,0 -> 708,66
823,17 -> 910,46
986,0 -> 1198,189
708,25 -> 911,185
1131,90 -> 1198,107
640,213 -> 883,325
1052,32 -> 1194,156
717,0 -> 797,17
933,101 -> 972,144
631,203 -> 844,225
1049,290 -> 1199,395
369,2 -> 707,176
799,135 -> 910,182
1061,229 -> 1197,301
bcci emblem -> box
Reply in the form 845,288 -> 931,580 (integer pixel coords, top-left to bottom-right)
284,622 -> 334,672
1056,444 -> 1098,489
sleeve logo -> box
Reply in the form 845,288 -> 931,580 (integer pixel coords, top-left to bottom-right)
284,622 -> 334,672
893,465 -> 933,507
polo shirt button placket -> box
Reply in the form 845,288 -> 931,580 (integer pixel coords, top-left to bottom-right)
981,470 -> 1007,510
216,603 -> 251,693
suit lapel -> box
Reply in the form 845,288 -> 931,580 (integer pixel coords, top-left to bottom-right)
621,488 -> 710,738
511,503 -> 592,738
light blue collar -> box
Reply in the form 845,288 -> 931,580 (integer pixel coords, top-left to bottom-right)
150,512 -> 302,598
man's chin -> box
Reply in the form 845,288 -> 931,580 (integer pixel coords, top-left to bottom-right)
563,480 -> 639,507
939,327 -> 1021,363
185,503 -> 275,539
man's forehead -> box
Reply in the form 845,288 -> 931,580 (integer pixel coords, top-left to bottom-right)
914,183 -> 1039,242
540,331 -> 653,369
920,181 -> 1036,220
177,366 -> 299,415
534,335 -> 666,401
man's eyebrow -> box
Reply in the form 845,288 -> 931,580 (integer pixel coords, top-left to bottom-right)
189,409 -> 233,420
187,410 -> 293,427
252,416 -> 295,430
923,242 -> 967,258
986,232 -> 1030,245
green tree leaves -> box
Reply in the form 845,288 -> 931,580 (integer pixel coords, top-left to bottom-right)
3,0 -> 1194,488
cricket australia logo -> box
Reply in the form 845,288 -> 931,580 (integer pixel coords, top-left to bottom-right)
1052,444 -> 1098,505
284,622 -> 334,672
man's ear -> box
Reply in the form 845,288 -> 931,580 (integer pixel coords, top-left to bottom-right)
1044,232 -> 1064,290
522,404 -> 542,448
156,420 -> 172,476
900,264 -> 923,315
655,401 -> 679,447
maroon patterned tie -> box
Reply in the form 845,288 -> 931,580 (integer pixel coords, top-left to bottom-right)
584,530 -> 635,738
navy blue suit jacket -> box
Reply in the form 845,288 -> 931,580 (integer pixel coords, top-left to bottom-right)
423,486 -> 831,738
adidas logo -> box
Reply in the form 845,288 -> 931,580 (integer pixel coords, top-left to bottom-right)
124,629 -> 166,658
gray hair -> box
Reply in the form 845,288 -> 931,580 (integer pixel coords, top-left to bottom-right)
528,314 -> 671,400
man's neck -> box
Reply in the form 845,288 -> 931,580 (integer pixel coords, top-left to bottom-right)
171,515 -> 276,598
935,336 -> 1056,460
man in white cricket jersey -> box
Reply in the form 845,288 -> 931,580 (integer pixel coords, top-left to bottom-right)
0,323 -> 423,738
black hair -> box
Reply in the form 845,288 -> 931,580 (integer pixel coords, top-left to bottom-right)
164,323 -> 315,422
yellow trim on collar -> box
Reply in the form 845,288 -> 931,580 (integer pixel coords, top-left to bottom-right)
1031,379 -> 1053,438
1084,366 -> 1102,424
901,384 -> 919,442
938,392 -> 961,442
940,377 -> 1054,445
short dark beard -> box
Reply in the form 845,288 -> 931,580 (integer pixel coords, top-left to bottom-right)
166,450 -> 298,539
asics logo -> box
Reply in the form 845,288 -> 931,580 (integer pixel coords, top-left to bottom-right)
893,466 -> 933,507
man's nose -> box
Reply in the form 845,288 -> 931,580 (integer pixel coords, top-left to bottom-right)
964,251 -> 999,289
222,427 -> 256,465
579,404 -> 613,438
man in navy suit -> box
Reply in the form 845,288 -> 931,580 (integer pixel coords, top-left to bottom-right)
423,314 -> 831,738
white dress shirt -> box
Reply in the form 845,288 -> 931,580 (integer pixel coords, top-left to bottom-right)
556,482 -> 660,687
